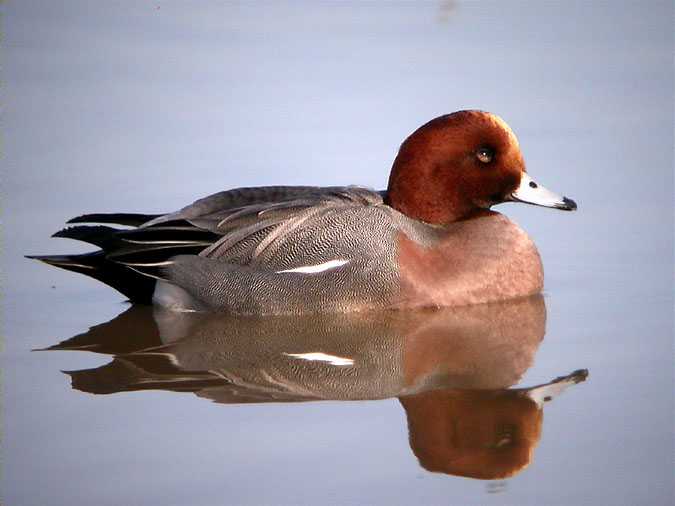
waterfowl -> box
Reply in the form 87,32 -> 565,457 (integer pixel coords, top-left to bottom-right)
29,110 -> 576,314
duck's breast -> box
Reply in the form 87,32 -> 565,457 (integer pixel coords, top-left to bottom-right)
396,212 -> 543,308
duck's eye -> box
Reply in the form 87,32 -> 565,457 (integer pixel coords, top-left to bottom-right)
476,146 -> 494,164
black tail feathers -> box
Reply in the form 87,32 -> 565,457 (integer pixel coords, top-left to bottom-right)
27,213 -> 219,304
66,213 -> 162,227
27,251 -> 158,303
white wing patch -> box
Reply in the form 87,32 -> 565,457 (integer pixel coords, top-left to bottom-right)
283,352 -> 354,366
276,259 -> 350,274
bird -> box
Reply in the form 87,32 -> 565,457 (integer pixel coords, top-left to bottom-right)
28,110 -> 576,314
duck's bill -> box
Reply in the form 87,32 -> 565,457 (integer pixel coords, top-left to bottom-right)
509,173 -> 577,211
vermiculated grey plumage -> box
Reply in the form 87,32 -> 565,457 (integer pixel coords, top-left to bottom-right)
28,186 -> 437,312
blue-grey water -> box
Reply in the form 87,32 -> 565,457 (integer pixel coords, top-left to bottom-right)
3,1 -> 673,505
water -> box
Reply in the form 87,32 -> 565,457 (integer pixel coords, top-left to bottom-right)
4,1 -> 673,505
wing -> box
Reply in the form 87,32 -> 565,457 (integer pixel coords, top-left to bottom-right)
149,186 -> 429,313
32,185 -> 402,309
132,185 -> 389,270
143,185 -> 385,232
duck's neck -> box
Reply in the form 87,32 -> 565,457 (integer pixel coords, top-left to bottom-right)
385,155 -> 476,225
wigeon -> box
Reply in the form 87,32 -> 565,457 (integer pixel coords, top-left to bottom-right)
30,110 -> 576,314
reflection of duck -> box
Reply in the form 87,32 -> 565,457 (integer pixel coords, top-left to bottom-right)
47,295 -> 587,479
30,111 -> 576,314
55,295 -> 547,400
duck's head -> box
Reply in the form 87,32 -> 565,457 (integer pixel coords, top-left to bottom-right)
386,110 -> 577,224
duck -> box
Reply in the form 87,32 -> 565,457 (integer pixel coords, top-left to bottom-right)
29,110 -> 576,314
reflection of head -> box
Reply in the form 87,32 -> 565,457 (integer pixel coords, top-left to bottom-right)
399,389 -> 542,480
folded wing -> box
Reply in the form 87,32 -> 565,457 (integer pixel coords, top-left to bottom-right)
29,186 -> 394,309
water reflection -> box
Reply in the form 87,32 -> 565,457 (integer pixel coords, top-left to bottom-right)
44,295 -> 587,480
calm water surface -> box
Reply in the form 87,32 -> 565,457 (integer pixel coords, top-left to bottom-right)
4,2 -> 673,505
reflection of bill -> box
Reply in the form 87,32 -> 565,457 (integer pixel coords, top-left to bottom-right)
46,294 -> 587,479
400,370 -> 587,480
